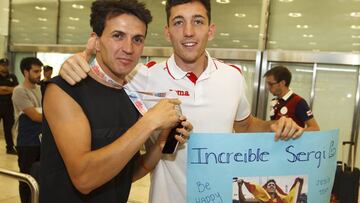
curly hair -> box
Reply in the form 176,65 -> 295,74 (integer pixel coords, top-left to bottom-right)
90,0 -> 152,37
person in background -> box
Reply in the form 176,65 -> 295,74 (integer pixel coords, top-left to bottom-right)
0,58 -> 18,155
59,0 -> 304,202
39,65 -> 53,94
264,65 -> 320,131
12,57 -> 43,203
40,0 -> 192,202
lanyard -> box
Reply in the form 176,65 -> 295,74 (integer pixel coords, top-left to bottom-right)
90,59 -> 124,89
89,59 -> 177,115
90,59 -> 148,115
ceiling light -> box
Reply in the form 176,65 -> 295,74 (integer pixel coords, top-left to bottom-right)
235,13 -> 246,18
296,69 -> 313,73
352,43 -> 360,46
72,4 -> 84,9
303,34 -> 314,38
232,40 -> 240,43
67,26 -> 76,30
352,35 -> 360,38
317,67 -> 356,72
65,33 -> 73,37
347,94 -> 352,98
69,17 -> 79,21
38,17 -> 47,22
161,1 -> 166,5
3,8 -> 9,12
242,45 -> 249,48
220,32 -> 230,36
248,24 -> 259,28
40,26 -> 47,29
288,12 -> 302,17
11,19 -> 19,23
35,6 -> 47,11
351,25 -> 360,29
279,0 -> 294,2
64,39 -> 72,42
269,41 -> 277,44
309,42 -> 317,45
296,24 -> 308,29
350,12 -> 360,17
216,0 -> 230,4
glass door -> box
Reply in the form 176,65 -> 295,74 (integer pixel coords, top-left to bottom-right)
312,64 -> 359,164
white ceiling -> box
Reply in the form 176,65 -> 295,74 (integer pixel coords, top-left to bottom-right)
6,0 -> 360,53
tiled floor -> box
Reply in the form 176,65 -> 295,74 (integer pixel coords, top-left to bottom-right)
0,132 -> 150,203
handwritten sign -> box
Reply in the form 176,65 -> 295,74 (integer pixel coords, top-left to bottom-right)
187,130 -> 338,203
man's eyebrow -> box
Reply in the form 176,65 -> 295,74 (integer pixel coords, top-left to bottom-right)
193,14 -> 205,19
111,30 -> 125,34
110,30 -> 145,38
171,15 -> 185,21
133,34 -> 145,39
172,14 -> 205,21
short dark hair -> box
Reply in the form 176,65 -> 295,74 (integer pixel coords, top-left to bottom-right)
0,58 -> 9,66
90,0 -> 152,37
20,57 -> 43,75
43,65 -> 53,72
264,65 -> 292,87
165,0 -> 211,25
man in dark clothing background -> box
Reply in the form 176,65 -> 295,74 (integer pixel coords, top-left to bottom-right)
0,58 -> 18,155
39,65 -> 53,94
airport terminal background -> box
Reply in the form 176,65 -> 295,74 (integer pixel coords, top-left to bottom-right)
0,0 -> 360,202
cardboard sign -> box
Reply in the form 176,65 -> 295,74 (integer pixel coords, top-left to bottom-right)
187,130 -> 338,203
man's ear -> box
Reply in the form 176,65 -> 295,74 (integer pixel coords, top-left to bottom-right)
90,32 -> 100,51
24,69 -> 29,78
208,23 -> 216,41
279,80 -> 286,86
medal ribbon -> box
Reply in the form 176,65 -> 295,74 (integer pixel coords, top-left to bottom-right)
90,59 -> 124,89
90,59 -> 177,115
90,59 -> 148,115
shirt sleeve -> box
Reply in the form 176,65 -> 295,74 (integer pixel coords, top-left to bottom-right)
12,87 -> 35,112
235,73 -> 251,121
295,99 -> 313,122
